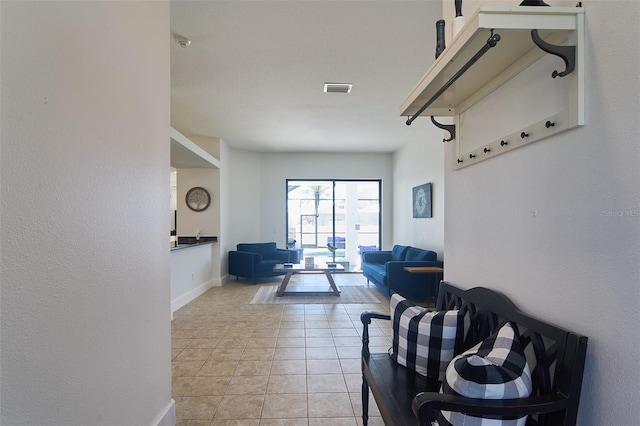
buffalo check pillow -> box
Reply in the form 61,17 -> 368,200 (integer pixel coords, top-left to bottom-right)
390,293 -> 463,380
437,321 -> 533,426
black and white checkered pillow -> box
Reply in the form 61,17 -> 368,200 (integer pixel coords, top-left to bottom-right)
437,322 -> 533,426
390,293 -> 463,380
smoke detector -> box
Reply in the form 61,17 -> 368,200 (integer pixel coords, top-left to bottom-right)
323,83 -> 353,94
176,37 -> 191,48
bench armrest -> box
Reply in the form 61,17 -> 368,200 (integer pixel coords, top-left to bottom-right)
360,311 -> 391,356
412,391 -> 569,421
361,311 -> 391,323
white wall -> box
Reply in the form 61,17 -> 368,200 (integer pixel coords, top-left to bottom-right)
176,168 -> 219,238
258,152 -> 394,247
223,148 -> 262,279
223,150 -> 393,279
172,164 -> 220,312
442,1 -> 639,424
391,0 -> 445,259
173,135 -> 222,287
219,140 -> 232,277
393,123 -> 446,259
171,244 -> 215,312
0,3 -> 174,425
227,148 -> 263,243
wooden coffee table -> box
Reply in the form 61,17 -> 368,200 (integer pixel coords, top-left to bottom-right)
274,263 -> 344,296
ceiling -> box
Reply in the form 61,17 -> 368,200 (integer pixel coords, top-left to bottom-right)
170,1 -> 441,153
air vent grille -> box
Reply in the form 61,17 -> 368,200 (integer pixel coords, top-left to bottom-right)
323,83 -> 353,94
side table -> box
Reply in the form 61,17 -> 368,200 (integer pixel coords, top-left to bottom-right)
403,266 -> 444,307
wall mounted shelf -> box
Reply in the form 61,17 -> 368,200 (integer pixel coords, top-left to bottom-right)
400,6 -> 585,169
401,6 -> 584,118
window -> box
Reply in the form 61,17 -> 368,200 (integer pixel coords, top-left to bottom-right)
286,179 -> 381,271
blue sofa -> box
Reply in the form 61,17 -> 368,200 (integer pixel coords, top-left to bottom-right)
361,245 -> 443,301
228,242 -> 293,283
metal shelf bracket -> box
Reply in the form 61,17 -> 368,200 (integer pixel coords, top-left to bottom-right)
531,29 -> 576,78
430,116 -> 456,142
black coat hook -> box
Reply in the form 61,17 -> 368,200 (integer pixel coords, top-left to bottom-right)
531,29 -> 576,78
521,132 -> 529,139
484,148 -> 491,154
500,140 -> 508,146
430,116 -> 456,142
546,121 -> 555,128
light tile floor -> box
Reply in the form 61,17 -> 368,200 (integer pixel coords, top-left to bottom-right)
172,273 -> 391,426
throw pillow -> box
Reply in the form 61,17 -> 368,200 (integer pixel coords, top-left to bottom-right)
437,322 -> 533,426
390,293 -> 463,380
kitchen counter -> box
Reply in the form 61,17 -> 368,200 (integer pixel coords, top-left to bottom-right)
170,236 -> 218,251
170,241 -> 215,251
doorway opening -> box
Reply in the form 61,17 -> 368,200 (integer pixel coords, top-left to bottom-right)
286,179 -> 381,271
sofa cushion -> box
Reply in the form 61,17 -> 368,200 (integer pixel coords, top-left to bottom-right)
390,293 -> 463,380
405,246 -> 437,262
362,263 -> 387,288
391,245 -> 409,261
437,322 -> 533,426
237,242 -> 278,259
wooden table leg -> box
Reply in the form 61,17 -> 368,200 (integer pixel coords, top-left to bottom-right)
324,271 -> 341,296
277,271 -> 294,296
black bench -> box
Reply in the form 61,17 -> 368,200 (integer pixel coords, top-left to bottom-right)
360,282 -> 588,426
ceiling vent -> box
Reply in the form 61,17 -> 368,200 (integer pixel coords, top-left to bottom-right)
323,83 -> 352,94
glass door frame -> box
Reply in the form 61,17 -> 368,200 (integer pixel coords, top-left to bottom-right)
285,179 -> 382,267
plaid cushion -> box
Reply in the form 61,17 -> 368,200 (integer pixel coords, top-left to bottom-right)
390,293 -> 463,380
437,322 -> 533,426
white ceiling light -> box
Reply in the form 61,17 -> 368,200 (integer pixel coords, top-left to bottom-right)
323,83 -> 353,94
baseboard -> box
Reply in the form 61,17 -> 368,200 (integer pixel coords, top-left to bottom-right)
154,398 -> 175,426
171,280 -> 214,313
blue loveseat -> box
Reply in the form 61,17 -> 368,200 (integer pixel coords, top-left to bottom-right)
228,242 -> 294,283
361,245 -> 443,301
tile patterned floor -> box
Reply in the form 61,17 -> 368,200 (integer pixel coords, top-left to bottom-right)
172,273 -> 391,426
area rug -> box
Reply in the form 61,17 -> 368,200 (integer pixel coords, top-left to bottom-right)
250,284 -> 384,304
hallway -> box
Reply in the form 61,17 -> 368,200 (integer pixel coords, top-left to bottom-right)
172,274 -> 389,425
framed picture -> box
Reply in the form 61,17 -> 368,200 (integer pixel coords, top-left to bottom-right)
412,183 -> 432,218
185,187 -> 211,212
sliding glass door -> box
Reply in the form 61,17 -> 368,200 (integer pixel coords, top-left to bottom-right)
286,179 -> 381,271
